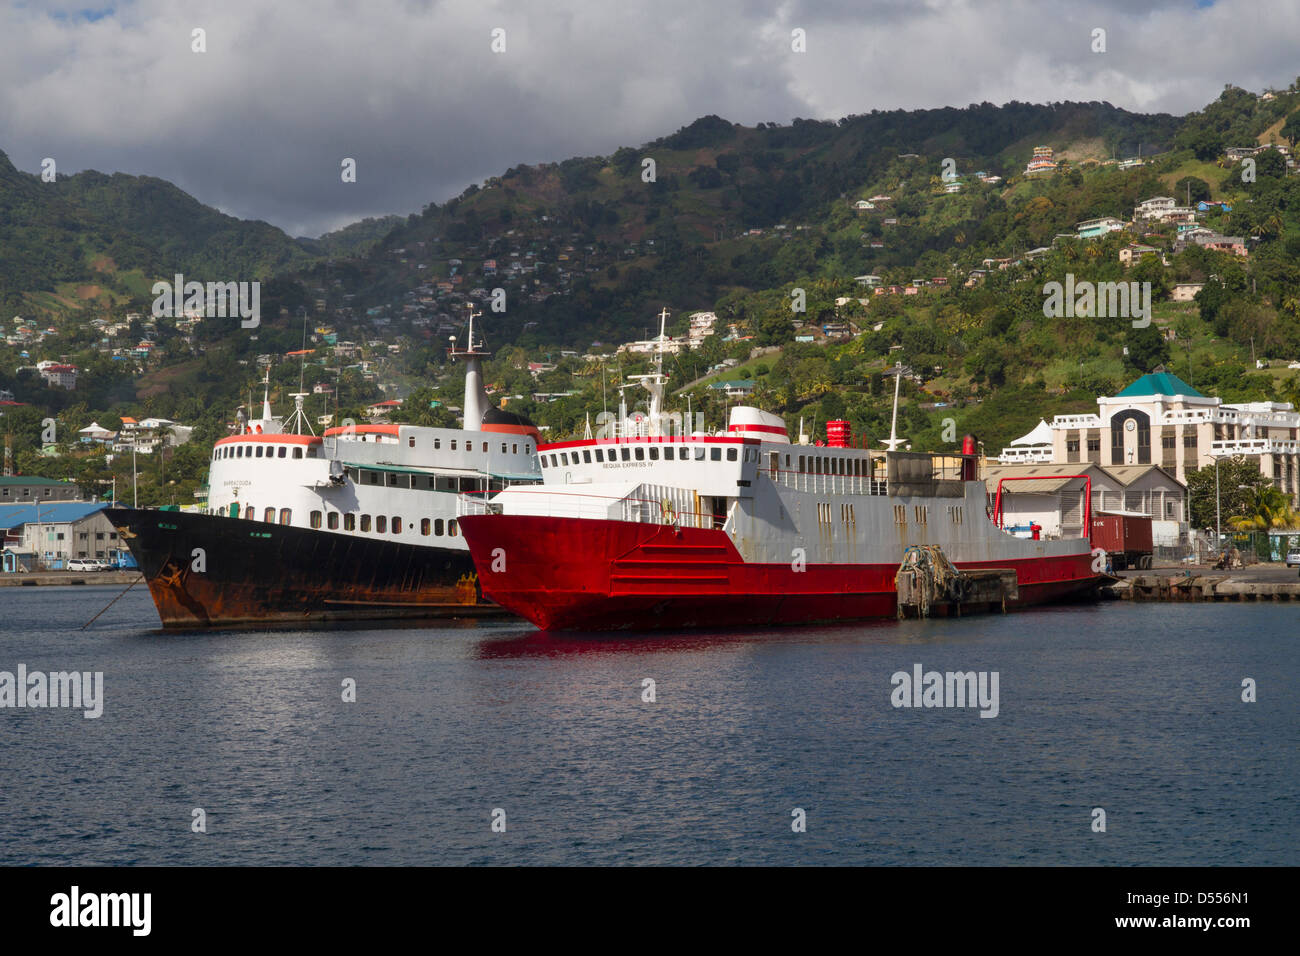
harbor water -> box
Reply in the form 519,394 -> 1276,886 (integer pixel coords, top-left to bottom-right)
1,586 -> 1294,865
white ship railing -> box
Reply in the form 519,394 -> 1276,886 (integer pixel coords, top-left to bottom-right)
769,469 -> 889,496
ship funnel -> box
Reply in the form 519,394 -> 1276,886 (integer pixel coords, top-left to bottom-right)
727,407 -> 789,443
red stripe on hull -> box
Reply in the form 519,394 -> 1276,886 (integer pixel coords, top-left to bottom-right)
458,514 -> 1102,631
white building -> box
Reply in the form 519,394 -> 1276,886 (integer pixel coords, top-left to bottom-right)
998,369 -> 1300,508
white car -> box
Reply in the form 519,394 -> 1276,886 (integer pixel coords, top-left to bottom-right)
67,558 -> 110,572
1286,550 -> 1300,568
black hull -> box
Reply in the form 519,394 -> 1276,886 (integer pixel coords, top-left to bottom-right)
105,508 -> 509,629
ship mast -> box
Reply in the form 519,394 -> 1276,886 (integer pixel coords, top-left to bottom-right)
881,361 -> 905,451
449,305 -> 491,432
626,307 -> 671,437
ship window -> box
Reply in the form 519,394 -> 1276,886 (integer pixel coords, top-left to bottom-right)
583,451 -> 592,463
293,448 -> 303,459
310,510 -> 322,529
451,440 -> 457,451
664,446 -> 674,460
634,447 -> 644,461
482,442 -> 488,452
726,448 -> 738,462
434,438 -> 441,449
512,444 -> 518,454
421,518 -> 430,536
392,517 -> 401,534
561,453 -> 570,466
448,519 -> 458,537
618,447 -> 628,461
549,454 -> 558,467
409,437 -> 416,448
785,455 -> 791,467
435,519 -> 444,535
245,506 -> 255,520
360,514 -> 371,532
278,447 -> 286,458
595,449 -> 604,462
280,508 -> 291,525
502,443 -> 507,454
236,446 -> 243,458
344,513 -> 355,531
376,515 -> 387,533
264,508 -> 275,522
327,512 -> 339,530
694,446 -> 705,460
649,447 -> 659,460
711,448 -> 722,461
256,446 -> 264,458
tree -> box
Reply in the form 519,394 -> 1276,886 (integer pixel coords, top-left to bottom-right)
1185,457 -> 1270,529
1228,484 -> 1300,531
1173,176 -> 1211,204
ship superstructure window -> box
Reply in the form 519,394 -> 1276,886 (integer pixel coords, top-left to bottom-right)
310,511 -> 322,529
448,519 -> 458,537
328,512 -> 339,530
727,448 -> 738,462
595,449 -> 604,462
293,448 -> 303,459
236,446 -> 244,458
561,453 -> 570,465
584,450 -> 592,463
264,508 -> 275,522
392,517 -> 401,534
421,518 -> 431,536
711,448 -> 722,461
434,439 -> 441,449
360,515 -> 371,532
409,437 -> 416,448
256,446 -> 264,458
279,447 -> 287,458
512,444 -> 518,454
280,509 -> 291,525
435,519 -> 444,535
376,516 -> 387,533
649,447 -> 659,460
482,442 -> 488,452
344,514 -> 355,531
635,447 -> 645,461
664,447 -> 674,461
502,444 -> 508,454
694,447 -> 705,461
451,441 -> 457,451
245,506 -> 254,520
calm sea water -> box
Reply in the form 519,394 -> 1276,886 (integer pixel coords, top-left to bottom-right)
0,586 -> 1294,866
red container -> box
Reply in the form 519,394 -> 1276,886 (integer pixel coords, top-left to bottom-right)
1090,513 -> 1153,569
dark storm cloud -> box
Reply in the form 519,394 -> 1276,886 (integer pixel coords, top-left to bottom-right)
1,0 -> 1295,236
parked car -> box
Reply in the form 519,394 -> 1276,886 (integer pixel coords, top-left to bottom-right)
67,558 -> 110,572
1286,550 -> 1300,568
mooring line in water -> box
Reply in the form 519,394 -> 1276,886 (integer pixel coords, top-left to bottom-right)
81,575 -> 143,630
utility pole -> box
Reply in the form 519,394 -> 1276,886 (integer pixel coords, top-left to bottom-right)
1214,455 -> 1221,551
132,442 -> 138,509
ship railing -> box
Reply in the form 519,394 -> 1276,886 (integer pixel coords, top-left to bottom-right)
456,493 -> 502,517
768,468 -> 888,497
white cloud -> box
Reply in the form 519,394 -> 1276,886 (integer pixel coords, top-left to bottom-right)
1,0 -> 1295,235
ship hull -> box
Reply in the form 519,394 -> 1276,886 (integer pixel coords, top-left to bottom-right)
106,508 -> 507,629
459,514 -> 1103,631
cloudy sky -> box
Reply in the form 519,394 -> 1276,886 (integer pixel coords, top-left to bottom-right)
2,0 -> 1295,237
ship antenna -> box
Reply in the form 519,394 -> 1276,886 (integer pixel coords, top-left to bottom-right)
882,360 -> 905,451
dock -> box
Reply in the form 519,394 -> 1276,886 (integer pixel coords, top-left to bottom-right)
0,570 -> 143,588
1104,567 -> 1300,602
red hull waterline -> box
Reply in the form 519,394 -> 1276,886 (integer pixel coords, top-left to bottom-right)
459,514 -> 1104,632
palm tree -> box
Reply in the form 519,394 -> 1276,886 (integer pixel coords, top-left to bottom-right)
1227,484 -> 1300,531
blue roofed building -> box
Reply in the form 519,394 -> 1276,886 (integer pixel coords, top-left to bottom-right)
0,501 -> 123,570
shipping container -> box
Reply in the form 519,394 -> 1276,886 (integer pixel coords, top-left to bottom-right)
1090,513 -> 1153,570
